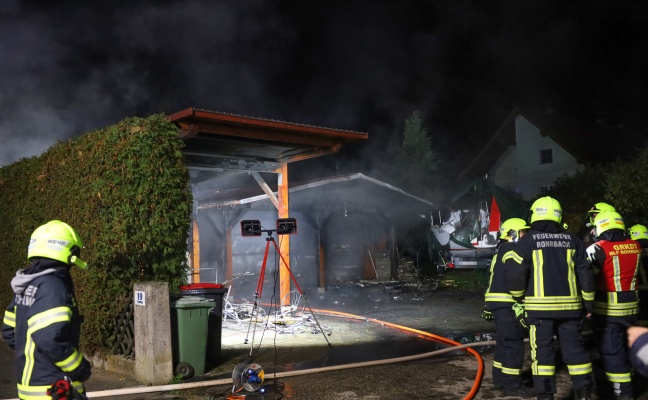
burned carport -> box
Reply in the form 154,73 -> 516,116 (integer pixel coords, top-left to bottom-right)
168,107 -> 368,301
193,173 -> 436,298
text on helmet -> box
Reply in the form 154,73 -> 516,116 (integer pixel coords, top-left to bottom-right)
47,239 -> 70,247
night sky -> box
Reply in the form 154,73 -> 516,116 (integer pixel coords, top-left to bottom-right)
2,1 -> 647,180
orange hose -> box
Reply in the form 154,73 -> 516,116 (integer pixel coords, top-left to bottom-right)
303,307 -> 485,400
57,305 -> 486,400
257,301 -> 485,399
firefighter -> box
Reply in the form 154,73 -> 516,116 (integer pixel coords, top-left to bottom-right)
588,202 -> 616,225
629,224 -> 648,319
506,196 -> 596,400
585,202 -> 616,244
628,224 -> 648,257
482,217 -> 534,397
586,211 -> 641,400
2,220 -> 91,399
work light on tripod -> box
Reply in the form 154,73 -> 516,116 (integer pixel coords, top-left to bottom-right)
276,218 -> 297,235
240,218 -> 297,236
240,220 -> 262,237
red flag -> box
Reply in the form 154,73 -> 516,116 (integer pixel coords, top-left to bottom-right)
488,196 -> 500,232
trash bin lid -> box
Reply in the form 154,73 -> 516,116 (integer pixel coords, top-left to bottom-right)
179,283 -> 224,290
174,296 -> 216,309
179,283 -> 227,296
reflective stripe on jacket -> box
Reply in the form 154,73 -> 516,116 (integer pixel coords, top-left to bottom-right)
587,239 -> 641,317
2,264 -> 85,398
506,225 -> 595,318
484,240 -> 517,311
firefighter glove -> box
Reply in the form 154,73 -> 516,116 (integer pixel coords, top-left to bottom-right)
47,379 -> 71,400
67,357 -> 92,382
512,302 -> 528,329
481,306 -> 493,321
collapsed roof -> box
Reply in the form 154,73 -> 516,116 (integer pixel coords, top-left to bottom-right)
197,172 -> 435,219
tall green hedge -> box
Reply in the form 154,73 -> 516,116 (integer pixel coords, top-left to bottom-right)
0,114 -> 192,354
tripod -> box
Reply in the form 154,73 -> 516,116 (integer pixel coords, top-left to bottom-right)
243,229 -> 332,355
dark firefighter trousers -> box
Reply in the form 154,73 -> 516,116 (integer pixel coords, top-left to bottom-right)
492,308 -> 526,390
528,317 -> 594,395
594,316 -> 634,398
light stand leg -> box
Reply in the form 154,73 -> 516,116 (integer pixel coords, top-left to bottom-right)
244,238 -> 272,352
243,232 -> 332,356
270,238 -> 332,347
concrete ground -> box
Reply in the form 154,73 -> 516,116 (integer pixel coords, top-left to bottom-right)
2,281 -> 648,399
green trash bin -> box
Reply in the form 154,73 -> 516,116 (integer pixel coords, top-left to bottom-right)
172,296 -> 215,378
179,283 -> 228,366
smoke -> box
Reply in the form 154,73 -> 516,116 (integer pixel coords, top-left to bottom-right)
1,1 -> 646,171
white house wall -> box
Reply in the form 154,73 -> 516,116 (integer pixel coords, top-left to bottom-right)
491,115 -> 584,201
490,145 -> 516,190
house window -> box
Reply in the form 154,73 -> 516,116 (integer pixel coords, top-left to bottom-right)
539,185 -> 554,195
540,148 -> 553,165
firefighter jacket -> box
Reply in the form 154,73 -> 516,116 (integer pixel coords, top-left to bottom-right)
637,238 -> 648,255
637,238 -> 648,267
505,221 -> 596,319
484,239 -> 518,311
586,234 -> 641,318
2,258 -> 90,399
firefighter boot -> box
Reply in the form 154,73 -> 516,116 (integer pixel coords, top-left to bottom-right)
502,385 -> 535,398
574,387 -> 592,400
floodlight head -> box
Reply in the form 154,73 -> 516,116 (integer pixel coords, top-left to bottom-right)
277,218 -> 297,235
241,220 -> 262,237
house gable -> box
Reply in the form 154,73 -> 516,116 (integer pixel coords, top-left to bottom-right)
458,107 -> 628,201
491,115 -> 583,200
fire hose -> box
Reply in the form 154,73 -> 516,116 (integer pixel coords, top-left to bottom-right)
4,309 -> 491,400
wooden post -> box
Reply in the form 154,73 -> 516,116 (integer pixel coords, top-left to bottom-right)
277,163 -> 291,305
317,211 -> 326,292
319,246 -> 326,292
191,220 -> 200,283
226,226 -> 233,284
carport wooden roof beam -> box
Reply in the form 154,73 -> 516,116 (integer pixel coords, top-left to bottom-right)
169,108 -> 368,168
168,108 -> 368,296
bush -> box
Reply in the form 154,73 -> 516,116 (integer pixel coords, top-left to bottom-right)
0,114 -> 192,355
603,145 -> 648,226
546,145 -> 648,232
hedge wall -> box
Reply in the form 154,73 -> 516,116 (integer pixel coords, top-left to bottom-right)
0,114 -> 192,354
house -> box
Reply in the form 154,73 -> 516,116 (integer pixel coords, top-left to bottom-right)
457,108 -> 628,201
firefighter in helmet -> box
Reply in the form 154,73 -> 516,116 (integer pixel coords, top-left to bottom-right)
2,220 -> 91,399
629,223 -> 648,284
586,211 -> 641,399
506,196 -> 596,400
483,218 -> 534,397
585,202 -> 616,244
628,224 -> 648,377
629,224 -> 648,257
